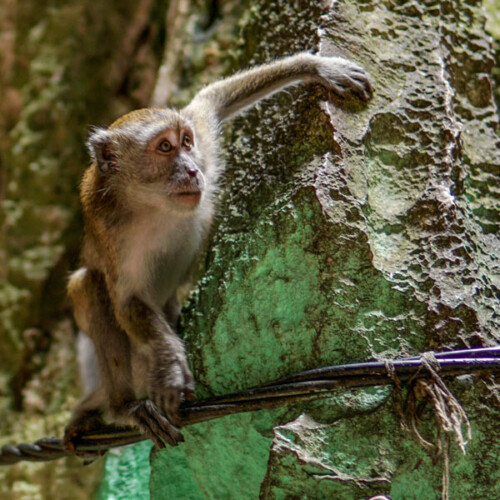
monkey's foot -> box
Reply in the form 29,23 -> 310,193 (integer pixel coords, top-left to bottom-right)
64,411 -> 108,462
127,399 -> 183,449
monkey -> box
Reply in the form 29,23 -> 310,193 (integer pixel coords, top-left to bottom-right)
64,52 -> 373,451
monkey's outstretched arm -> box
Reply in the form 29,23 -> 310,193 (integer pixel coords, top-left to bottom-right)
184,52 -> 372,122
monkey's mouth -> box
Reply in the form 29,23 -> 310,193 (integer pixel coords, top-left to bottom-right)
171,190 -> 202,206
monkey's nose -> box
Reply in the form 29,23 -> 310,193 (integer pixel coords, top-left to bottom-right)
187,167 -> 197,177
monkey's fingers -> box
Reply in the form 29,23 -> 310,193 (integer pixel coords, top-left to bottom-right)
161,389 -> 183,427
345,75 -> 373,102
183,368 -> 195,401
153,362 -> 195,423
149,387 -> 178,425
355,77 -> 373,101
318,58 -> 372,102
335,70 -> 373,101
129,399 -> 183,448
324,79 -> 369,102
184,386 -> 195,401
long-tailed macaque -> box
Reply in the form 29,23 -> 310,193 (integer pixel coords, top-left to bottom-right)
65,52 -> 372,450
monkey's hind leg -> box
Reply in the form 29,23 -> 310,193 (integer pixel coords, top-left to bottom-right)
67,268 -> 183,450
93,302 -> 183,449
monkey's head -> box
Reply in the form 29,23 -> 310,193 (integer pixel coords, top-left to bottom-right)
87,108 -> 206,213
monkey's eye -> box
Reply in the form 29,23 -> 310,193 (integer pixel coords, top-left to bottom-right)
158,139 -> 173,153
182,134 -> 193,150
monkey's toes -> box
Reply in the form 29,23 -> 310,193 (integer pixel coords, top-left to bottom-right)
63,420 -> 108,461
63,430 -> 78,454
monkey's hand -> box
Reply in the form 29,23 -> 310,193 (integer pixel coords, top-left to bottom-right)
127,399 -> 184,448
316,56 -> 373,102
148,337 -> 195,427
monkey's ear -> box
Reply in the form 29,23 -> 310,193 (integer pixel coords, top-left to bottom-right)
87,128 -> 117,174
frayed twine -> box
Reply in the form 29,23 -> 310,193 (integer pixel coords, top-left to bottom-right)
388,352 -> 471,500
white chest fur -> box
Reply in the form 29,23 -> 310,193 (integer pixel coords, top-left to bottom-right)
118,209 -> 206,308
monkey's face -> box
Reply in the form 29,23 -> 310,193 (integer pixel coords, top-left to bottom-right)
87,109 -> 207,213
142,125 -> 205,210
